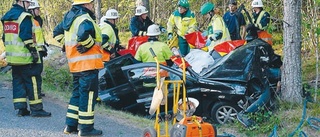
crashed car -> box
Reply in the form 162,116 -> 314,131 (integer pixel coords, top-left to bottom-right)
98,39 -> 282,124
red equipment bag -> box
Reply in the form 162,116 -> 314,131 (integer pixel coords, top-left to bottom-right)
128,36 -> 149,51
117,49 -> 136,56
171,116 -> 216,137
185,31 -> 207,49
214,40 -> 246,56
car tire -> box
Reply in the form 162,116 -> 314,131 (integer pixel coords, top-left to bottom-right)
210,101 -> 240,124
142,127 -> 157,137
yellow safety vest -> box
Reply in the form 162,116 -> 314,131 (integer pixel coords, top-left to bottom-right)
32,19 -> 46,51
207,15 -> 231,51
3,12 -> 40,65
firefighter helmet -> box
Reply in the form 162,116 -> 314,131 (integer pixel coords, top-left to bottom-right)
105,9 -> 120,19
135,6 -> 148,16
72,0 -> 93,5
200,2 -> 214,15
251,0 -> 263,7
28,0 -> 40,9
147,24 -> 161,36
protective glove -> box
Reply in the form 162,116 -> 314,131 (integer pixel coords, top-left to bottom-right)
171,47 -> 180,56
160,27 -> 167,33
26,45 -> 39,64
167,33 -> 173,40
76,45 -> 90,54
40,51 -> 48,58
201,31 -> 208,37
205,38 -> 212,47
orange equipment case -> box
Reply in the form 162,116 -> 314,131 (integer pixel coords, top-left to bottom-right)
171,116 -> 217,137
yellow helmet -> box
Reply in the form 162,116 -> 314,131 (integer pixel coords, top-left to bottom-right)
72,0 -> 94,5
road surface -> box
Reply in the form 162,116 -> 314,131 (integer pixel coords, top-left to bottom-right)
0,80 -> 144,137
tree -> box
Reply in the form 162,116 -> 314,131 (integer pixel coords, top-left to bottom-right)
281,0 -> 303,103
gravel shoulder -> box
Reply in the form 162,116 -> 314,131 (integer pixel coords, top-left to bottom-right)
0,80 -> 144,137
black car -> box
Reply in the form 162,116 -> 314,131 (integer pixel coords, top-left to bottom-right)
98,39 -> 282,124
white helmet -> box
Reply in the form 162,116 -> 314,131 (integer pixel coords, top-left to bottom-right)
28,0 -> 40,9
147,24 -> 161,36
21,0 -> 33,2
251,0 -> 263,7
105,9 -> 120,19
135,6 -> 148,16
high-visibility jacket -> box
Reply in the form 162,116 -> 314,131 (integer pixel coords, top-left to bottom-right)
100,22 -> 117,61
167,10 -> 197,38
134,41 -> 173,64
207,14 -> 231,51
32,19 -> 46,52
253,10 -> 272,45
64,13 -> 104,73
3,12 -> 39,65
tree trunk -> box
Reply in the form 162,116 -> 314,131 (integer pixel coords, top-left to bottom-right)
281,0 -> 303,103
95,0 -> 102,23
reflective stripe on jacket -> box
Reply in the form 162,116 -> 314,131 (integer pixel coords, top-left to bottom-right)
207,15 -> 231,51
64,13 -> 104,72
254,11 -> 272,45
32,19 -> 46,51
4,12 -> 37,65
167,10 -> 197,38
253,10 -> 270,31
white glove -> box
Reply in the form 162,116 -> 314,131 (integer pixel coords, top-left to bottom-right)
171,47 -> 180,56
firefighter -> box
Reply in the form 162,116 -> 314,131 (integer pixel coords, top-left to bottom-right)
53,0 -> 104,136
200,2 -> 231,51
28,0 -> 47,97
100,9 -> 124,60
130,5 -> 166,37
167,0 -> 197,56
135,24 -> 173,65
247,0 -> 272,45
1,0 -> 51,117
135,24 -> 173,87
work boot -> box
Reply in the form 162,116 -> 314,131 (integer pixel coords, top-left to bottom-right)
237,112 -> 254,128
63,125 -> 78,134
17,108 -> 30,117
78,128 -> 102,137
31,109 -> 51,117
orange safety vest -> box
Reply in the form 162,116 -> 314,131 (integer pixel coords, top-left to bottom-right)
64,14 -> 104,73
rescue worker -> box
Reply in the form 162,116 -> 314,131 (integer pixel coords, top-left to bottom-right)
53,0 -> 104,136
223,0 -> 246,40
247,0 -> 272,45
135,24 -> 173,65
1,0 -> 51,117
130,5 -> 166,37
167,0 -> 197,56
135,24 -> 173,87
200,2 -> 230,51
28,0 -> 47,97
100,9 -> 123,60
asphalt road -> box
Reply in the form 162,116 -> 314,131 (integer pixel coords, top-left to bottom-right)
0,80 -> 143,137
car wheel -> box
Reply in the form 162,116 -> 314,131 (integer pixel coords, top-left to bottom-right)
142,127 -> 157,137
210,101 -> 240,124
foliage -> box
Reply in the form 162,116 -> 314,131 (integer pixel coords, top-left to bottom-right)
42,54 -> 73,92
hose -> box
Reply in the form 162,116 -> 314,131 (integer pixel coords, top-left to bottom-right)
269,99 -> 319,137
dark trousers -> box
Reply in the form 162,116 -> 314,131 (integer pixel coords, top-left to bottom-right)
12,63 -> 43,111
178,35 -> 190,56
66,70 -> 99,131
